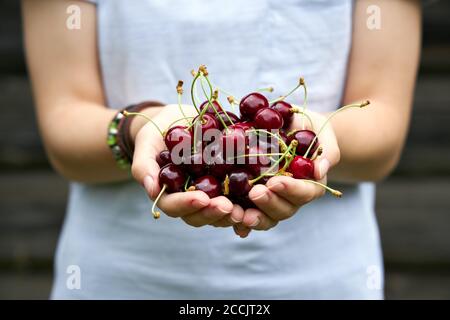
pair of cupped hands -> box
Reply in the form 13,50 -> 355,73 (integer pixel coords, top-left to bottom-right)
131,104 -> 340,237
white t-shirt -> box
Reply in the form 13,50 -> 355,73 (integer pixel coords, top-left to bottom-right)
52,0 -> 383,299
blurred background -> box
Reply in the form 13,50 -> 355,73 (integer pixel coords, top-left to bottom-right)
1,1 -> 449,299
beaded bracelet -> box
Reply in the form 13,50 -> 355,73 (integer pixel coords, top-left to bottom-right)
107,101 -> 165,170
107,110 -> 131,170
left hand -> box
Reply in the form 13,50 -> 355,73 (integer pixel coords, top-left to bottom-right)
233,110 -> 341,238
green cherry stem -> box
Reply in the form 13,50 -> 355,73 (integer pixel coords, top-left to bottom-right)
122,111 -> 164,137
303,100 -> 370,158
269,77 -> 304,104
250,140 -> 298,185
247,129 -> 288,151
299,179 -> 343,198
176,80 -> 190,125
190,72 -> 201,114
201,74 -> 235,128
151,184 -> 167,219
256,86 -> 274,93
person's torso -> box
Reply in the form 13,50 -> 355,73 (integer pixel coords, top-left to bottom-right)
52,0 -> 384,299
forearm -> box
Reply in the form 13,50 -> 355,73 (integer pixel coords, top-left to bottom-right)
328,100 -> 410,183
39,101 -> 163,184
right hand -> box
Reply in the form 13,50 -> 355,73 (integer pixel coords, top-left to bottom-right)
130,104 -> 246,229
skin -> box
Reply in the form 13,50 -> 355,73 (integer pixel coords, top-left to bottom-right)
22,0 -> 421,238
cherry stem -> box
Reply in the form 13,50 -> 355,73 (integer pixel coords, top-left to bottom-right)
269,77 -> 303,104
281,141 -> 298,172
166,117 -> 195,131
122,111 -> 164,137
250,140 -> 298,184
184,176 -> 191,191
190,72 -> 201,114
299,179 -> 343,198
177,83 -> 190,126
256,86 -> 274,93
289,108 -> 314,131
298,79 -> 308,130
247,129 -> 288,151
201,74 -> 234,128
151,184 -> 167,219
303,100 -> 370,158
235,153 -> 284,159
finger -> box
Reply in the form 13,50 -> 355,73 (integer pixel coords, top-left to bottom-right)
156,191 -> 210,217
211,204 -> 245,227
241,208 -> 278,231
266,176 -> 325,207
132,131 -> 163,198
248,184 -> 297,221
313,125 -> 340,180
182,196 -> 233,227
233,224 -> 252,238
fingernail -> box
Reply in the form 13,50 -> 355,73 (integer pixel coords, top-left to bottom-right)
249,217 -> 260,227
143,175 -> 154,196
267,182 -> 284,192
230,216 -> 241,223
318,159 -> 330,179
192,199 -> 209,208
250,191 -> 268,202
218,205 -> 232,214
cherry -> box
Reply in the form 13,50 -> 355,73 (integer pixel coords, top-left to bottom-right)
164,126 -> 192,152
239,92 -> 269,120
287,129 -> 318,158
208,162 -> 234,178
227,169 -> 253,197
246,145 -> 271,176
216,111 -> 239,130
184,153 -> 207,177
278,129 -> 289,145
157,150 -> 172,167
192,114 -> 219,136
254,108 -> 284,130
230,120 -> 254,132
288,156 -> 314,180
193,175 -> 221,198
158,163 -> 186,193
271,101 -> 296,128
222,127 -> 247,162
199,100 -> 223,114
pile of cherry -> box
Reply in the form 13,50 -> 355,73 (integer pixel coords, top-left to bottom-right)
125,65 -> 369,218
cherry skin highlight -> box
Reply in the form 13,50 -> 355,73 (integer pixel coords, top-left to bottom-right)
157,150 -> 172,167
288,156 -> 315,180
239,92 -> 269,120
158,163 -> 186,193
193,175 -> 221,198
254,108 -> 284,130
192,114 -> 220,136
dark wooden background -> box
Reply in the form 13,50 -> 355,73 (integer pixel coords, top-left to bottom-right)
1,1 -> 449,299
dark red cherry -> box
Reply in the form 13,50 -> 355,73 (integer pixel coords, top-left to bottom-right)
164,126 -> 192,152
156,150 -> 172,167
278,129 -> 289,145
228,169 -> 253,197
215,111 -> 239,130
222,127 -> 247,163
245,145 -> 271,175
158,163 -> 186,193
199,100 -> 223,114
193,175 -> 221,198
287,129 -> 318,158
288,156 -> 314,180
184,153 -> 207,177
192,114 -> 220,136
231,120 -> 255,132
254,108 -> 284,130
208,162 -> 234,178
271,101 -> 295,128
239,92 -> 269,120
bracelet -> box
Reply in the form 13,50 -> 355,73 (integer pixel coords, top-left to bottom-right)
107,101 -> 165,170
